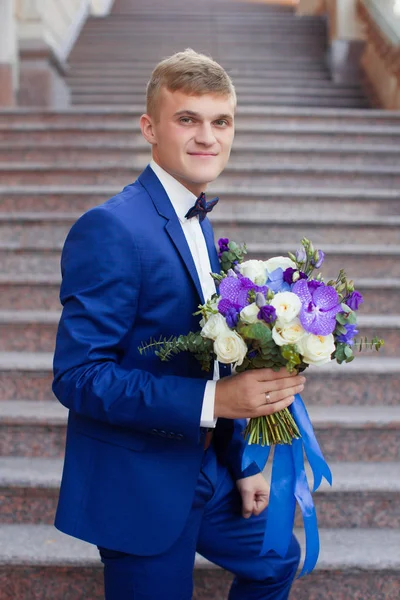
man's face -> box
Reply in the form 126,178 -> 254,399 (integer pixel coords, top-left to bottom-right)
141,88 -> 235,196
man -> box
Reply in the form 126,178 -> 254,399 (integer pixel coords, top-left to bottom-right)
53,49 -> 304,599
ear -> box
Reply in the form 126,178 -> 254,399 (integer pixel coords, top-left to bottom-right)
140,114 -> 157,146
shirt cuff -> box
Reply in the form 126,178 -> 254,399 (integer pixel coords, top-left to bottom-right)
200,380 -> 217,428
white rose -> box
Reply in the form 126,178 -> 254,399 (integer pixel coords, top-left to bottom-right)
270,292 -> 301,324
200,313 -> 230,341
239,260 -> 267,286
265,256 -> 296,275
297,334 -> 335,366
272,318 -> 306,347
240,303 -> 260,324
214,330 -> 248,366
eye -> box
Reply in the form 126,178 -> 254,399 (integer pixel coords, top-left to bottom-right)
215,119 -> 229,127
179,117 -> 194,124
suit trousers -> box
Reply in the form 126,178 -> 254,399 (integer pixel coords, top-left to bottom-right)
98,443 -> 301,599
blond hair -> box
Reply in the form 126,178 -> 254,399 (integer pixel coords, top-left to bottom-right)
146,48 -> 236,118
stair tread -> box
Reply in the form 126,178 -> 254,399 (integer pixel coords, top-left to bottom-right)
0,274 -> 397,290
247,242 -> 400,255
2,141 -> 400,154
1,185 -> 399,199
0,310 -> 398,328
0,456 -> 399,492
0,524 -> 399,570
0,162 -> 398,174
0,400 -> 66,423
2,211 -> 400,227
2,122 -> 400,134
0,400 -> 399,427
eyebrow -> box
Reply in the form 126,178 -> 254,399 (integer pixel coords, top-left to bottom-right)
173,109 -> 233,121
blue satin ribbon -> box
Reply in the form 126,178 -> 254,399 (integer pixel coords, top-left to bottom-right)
241,394 -> 332,577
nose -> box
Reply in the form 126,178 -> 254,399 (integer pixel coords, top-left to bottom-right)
194,123 -> 216,146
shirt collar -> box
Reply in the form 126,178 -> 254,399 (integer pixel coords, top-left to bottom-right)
149,159 -> 198,224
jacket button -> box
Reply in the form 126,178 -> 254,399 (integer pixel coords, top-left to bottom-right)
159,430 -> 167,438
167,432 -> 176,439
151,429 -> 159,436
176,434 -> 184,441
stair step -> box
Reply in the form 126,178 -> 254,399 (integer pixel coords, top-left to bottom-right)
68,85 -> 362,99
0,354 -> 398,405
0,307 -> 394,353
1,243 -> 400,279
2,123 -> 398,145
0,524 -> 398,599
0,401 -> 398,461
0,456 -> 399,528
70,95 -> 369,109
1,185 -> 398,216
0,162 -> 397,188
0,273 -> 395,313
3,106 -> 398,123
1,210 -> 399,250
3,141 -> 400,166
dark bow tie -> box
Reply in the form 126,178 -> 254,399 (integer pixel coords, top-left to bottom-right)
185,192 -> 219,222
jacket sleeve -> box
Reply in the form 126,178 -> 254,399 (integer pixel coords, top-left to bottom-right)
52,206 -> 207,444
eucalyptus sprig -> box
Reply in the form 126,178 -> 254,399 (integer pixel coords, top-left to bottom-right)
356,336 -> 385,352
139,332 -> 214,372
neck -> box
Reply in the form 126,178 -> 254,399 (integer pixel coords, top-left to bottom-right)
152,158 -> 207,197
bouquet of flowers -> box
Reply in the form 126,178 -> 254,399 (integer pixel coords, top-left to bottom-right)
140,237 -> 384,576
140,237 -> 383,448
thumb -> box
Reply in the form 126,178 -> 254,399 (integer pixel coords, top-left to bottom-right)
241,491 -> 254,519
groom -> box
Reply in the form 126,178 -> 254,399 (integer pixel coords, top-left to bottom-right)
52,49 -> 304,599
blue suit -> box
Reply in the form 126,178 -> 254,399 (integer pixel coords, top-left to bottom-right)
53,165 -> 300,598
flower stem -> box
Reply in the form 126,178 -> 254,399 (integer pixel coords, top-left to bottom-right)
244,408 -> 301,446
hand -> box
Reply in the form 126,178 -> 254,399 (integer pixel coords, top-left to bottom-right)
214,367 -> 305,420
236,473 -> 270,519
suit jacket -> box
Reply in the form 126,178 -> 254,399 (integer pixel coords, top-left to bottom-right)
52,165 -> 259,555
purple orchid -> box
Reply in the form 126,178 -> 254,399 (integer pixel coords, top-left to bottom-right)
266,268 -> 291,293
218,274 -> 268,312
258,305 -> 277,324
337,324 -> 359,346
292,279 -> 341,336
346,291 -> 364,311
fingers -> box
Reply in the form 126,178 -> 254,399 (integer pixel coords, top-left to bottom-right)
255,395 -> 297,418
254,367 -> 297,382
263,375 -> 306,395
242,492 -> 269,518
241,490 -> 255,519
262,381 -> 305,407
253,494 -> 269,516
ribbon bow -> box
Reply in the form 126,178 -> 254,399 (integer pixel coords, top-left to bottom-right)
185,192 -> 219,222
241,394 -> 333,578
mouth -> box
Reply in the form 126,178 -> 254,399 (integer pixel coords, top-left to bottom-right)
188,153 -> 218,158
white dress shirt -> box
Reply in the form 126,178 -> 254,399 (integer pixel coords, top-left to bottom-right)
150,160 -> 218,428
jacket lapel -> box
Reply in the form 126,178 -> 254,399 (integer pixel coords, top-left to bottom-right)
138,166 -> 205,304
201,217 -> 221,276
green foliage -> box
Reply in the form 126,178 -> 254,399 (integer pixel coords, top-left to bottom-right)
355,336 -> 385,353
219,241 -> 247,273
139,332 -> 214,372
334,342 -> 354,364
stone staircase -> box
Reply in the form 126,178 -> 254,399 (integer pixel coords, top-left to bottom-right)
1,0 -> 400,598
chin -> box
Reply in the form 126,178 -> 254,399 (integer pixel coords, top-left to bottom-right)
191,167 -> 222,184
